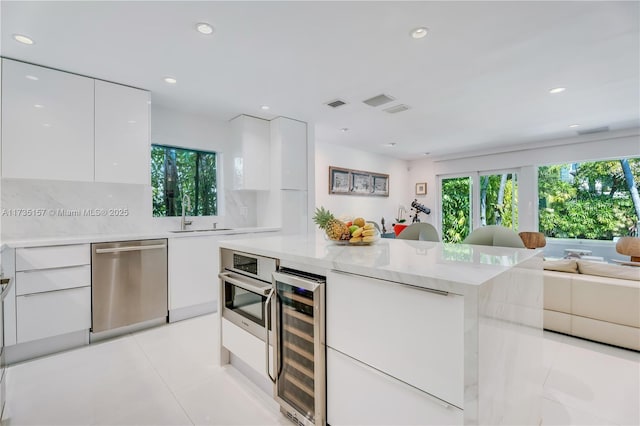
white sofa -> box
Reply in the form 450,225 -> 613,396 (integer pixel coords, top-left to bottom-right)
544,258 -> 640,351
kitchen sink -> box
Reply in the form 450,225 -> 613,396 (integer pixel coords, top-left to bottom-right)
170,228 -> 233,233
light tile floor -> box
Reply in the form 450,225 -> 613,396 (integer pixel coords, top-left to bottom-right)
2,313 -> 639,425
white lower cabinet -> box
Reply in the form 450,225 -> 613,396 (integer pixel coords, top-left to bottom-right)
327,348 -> 463,425
8,244 -> 92,349
168,236 -> 219,316
222,318 -> 273,379
326,270 -> 465,408
17,286 -> 91,343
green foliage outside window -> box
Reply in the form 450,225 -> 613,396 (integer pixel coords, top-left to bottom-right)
538,158 -> 640,240
151,145 -> 218,217
479,173 -> 518,229
441,177 -> 472,243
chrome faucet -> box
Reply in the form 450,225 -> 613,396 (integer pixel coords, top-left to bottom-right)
181,194 -> 192,230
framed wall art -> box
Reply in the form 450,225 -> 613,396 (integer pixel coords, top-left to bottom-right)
415,182 -> 427,195
329,166 -> 389,197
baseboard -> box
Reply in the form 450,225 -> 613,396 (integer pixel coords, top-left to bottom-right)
90,317 -> 167,343
169,302 -> 217,323
6,330 -> 89,365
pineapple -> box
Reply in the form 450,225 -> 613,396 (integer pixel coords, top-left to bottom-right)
313,207 -> 351,240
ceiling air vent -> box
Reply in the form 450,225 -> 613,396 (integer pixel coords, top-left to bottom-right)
383,104 -> 411,114
325,99 -> 347,108
577,126 -> 610,135
363,94 -> 395,107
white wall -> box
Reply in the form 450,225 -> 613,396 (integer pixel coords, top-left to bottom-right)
150,104 -> 258,230
315,143 -> 412,231
408,128 -> 640,234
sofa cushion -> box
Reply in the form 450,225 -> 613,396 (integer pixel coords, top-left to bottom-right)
543,271 -> 572,312
543,258 -> 578,273
571,277 -> 640,328
577,260 -> 640,281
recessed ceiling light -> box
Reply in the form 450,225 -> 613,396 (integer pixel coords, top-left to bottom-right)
384,142 -> 397,147
423,152 -> 430,156
340,128 -> 349,132
261,105 -> 270,110
569,124 -> 580,128
196,23 -> 214,35
410,27 -> 429,39
549,87 -> 566,94
127,120 -> 137,124
13,34 -> 34,45
25,75 -> 39,81
42,123 -> 51,127
164,77 -> 177,84
34,104 -> 44,109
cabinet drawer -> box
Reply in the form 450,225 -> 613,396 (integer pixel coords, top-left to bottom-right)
326,270 -> 464,408
16,265 -> 90,295
327,348 -> 463,425
17,286 -> 91,343
16,244 -> 90,271
222,318 -> 273,379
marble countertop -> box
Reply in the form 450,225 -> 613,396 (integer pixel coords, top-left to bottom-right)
219,234 -> 541,294
1,227 -> 280,248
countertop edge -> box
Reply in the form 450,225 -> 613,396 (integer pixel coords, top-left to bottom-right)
1,227 -> 281,248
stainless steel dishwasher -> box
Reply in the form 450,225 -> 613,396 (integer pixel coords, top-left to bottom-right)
91,239 -> 168,334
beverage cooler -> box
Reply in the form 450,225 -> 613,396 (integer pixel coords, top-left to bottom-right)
269,269 -> 325,426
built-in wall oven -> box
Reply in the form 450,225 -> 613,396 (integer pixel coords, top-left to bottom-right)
219,249 -> 277,341
270,268 -> 325,426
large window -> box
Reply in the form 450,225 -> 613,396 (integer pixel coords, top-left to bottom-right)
538,158 -> 640,240
151,145 -> 218,217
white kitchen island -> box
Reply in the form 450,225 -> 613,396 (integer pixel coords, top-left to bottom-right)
218,234 -> 543,426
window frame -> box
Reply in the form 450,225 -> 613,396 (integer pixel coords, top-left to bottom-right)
150,143 -> 219,218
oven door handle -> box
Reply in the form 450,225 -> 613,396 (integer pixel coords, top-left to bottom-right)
265,287 -> 276,383
218,272 -> 272,296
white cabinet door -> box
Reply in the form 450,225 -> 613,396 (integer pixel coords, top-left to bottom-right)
16,244 -> 90,271
1,59 -> 94,181
95,80 -> 150,184
271,117 -> 307,190
168,236 -> 219,311
222,318 -> 273,379
326,270 -> 465,408
229,115 -> 270,190
16,286 -> 91,343
16,265 -> 91,296
327,348 -> 463,425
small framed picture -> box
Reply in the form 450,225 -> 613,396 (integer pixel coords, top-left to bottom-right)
415,182 -> 427,195
329,167 -> 350,194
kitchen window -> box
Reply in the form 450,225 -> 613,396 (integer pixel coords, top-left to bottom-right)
151,145 -> 218,217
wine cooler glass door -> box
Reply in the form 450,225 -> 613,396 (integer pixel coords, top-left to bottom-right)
273,272 -> 324,426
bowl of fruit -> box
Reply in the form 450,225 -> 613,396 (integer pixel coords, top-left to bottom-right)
313,207 -> 379,245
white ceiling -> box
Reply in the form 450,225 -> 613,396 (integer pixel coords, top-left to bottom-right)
1,1 -> 639,160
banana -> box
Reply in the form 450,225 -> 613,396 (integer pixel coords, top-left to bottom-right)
363,223 -> 375,230
362,229 -> 376,236
349,237 -> 362,243
362,236 -> 376,243
352,227 -> 364,237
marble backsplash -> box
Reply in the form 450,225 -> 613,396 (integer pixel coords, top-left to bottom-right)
1,178 -> 153,240
0,178 -> 266,240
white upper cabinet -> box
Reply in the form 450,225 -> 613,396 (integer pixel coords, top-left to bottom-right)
94,80 -> 150,184
229,115 -> 270,190
271,117 -> 307,190
1,59 -> 95,181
